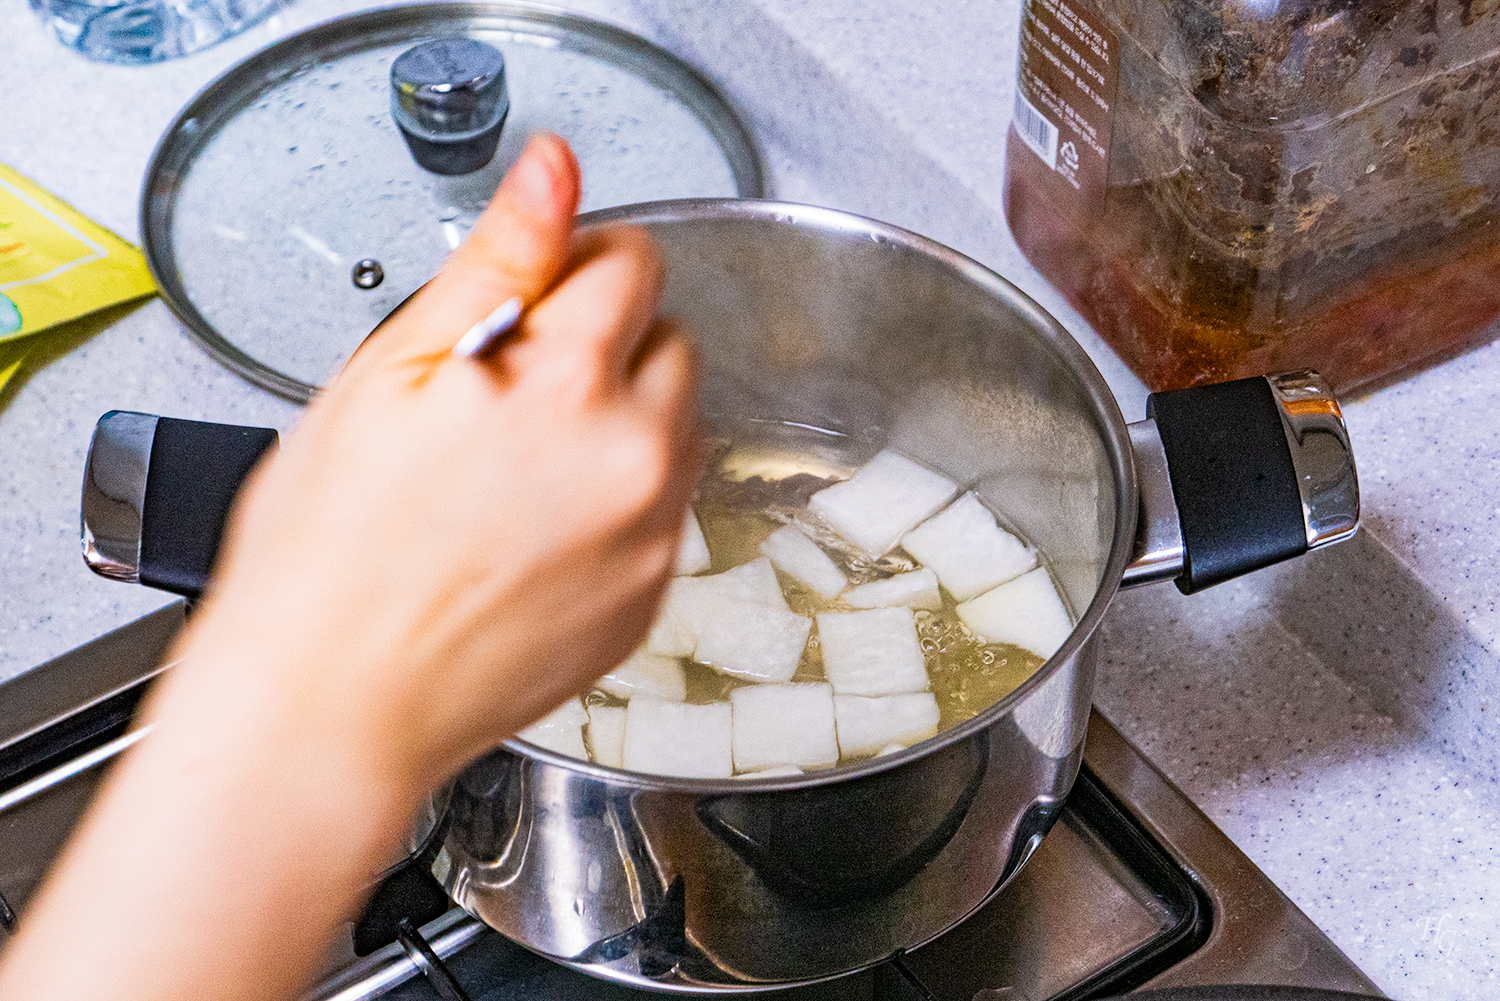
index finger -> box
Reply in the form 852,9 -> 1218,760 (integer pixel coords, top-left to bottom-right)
515,226 -> 666,385
353,134 -> 582,367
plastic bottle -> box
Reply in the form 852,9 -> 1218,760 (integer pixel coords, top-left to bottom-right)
29,0 -> 283,65
1005,0 -> 1500,392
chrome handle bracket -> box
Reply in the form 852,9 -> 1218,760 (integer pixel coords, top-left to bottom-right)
80,411 -> 159,583
1266,371 -> 1360,551
1122,418 -> 1185,588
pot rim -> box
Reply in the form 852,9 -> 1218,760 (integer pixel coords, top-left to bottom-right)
499,197 -> 1138,791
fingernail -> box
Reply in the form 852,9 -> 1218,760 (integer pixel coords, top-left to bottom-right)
505,138 -> 559,210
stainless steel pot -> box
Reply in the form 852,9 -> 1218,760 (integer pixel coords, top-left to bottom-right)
80,200 -> 1358,993
428,202 -> 1359,991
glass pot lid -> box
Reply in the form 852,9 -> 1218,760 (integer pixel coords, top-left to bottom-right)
141,3 -> 764,402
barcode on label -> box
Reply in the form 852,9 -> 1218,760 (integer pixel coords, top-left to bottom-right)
1013,91 -> 1059,169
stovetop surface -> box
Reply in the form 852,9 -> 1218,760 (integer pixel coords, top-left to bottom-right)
0,605 -> 1383,1000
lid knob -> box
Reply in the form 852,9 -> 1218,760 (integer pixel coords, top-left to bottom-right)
391,38 -> 510,175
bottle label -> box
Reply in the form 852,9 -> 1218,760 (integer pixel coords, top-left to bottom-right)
1014,0 -> 1119,209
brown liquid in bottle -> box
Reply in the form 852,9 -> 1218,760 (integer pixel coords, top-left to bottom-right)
1005,133 -> 1500,394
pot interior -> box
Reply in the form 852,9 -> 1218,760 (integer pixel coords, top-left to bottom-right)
609,201 -> 1128,657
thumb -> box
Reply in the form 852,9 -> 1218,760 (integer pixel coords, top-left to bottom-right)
362,133 -> 582,362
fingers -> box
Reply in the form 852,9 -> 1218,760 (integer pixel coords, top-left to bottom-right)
358,134 -> 582,363
339,131 -> 683,427
629,319 -> 700,420
633,322 -> 706,522
630,320 -> 703,494
520,226 -> 665,383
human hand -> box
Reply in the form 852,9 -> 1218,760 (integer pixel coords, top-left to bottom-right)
0,133 -> 702,1001
164,134 -> 703,791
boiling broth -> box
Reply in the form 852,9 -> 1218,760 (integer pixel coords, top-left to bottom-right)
583,422 -> 1053,765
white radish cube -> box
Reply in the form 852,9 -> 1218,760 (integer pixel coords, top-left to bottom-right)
844,568 -> 942,610
645,578 -> 702,657
956,566 -> 1073,659
730,683 -> 839,771
597,649 -> 687,702
645,560 -> 788,657
834,693 -> 941,757
675,509 -> 712,576
697,557 -> 789,612
760,525 -> 847,598
587,705 -> 628,768
808,449 -> 957,556
734,765 -> 805,778
622,697 -> 733,778
901,493 -> 1036,600
816,608 -> 930,696
516,699 -> 589,759
695,605 -> 812,683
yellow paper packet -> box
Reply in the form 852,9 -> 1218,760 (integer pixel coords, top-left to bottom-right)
0,163 -> 156,344
0,338 -> 30,395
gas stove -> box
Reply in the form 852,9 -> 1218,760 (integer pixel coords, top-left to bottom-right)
0,604 -> 1380,1000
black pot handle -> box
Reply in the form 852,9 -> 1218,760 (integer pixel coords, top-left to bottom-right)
81,411 -> 278,601
82,372 -> 1357,601
1123,371 -> 1359,594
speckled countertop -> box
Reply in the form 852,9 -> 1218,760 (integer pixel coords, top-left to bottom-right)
2,0 -> 1498,997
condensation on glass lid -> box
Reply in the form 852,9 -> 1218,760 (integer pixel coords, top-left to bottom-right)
167,23 -> 750,395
